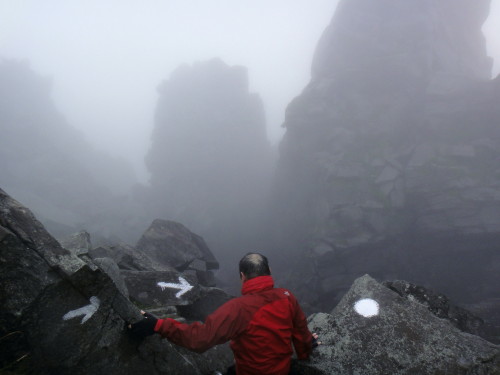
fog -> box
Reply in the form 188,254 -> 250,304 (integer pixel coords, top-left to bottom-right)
3,1 -> 497,181
0,0 -> 339,181
2,0 -> 500,307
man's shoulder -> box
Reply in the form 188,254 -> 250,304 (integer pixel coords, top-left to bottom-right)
271,288 -> 300,305
273,287 -> 296,297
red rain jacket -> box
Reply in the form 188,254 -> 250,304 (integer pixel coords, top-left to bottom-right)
154,275 -> 312,375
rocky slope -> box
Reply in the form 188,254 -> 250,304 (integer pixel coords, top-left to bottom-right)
0,188 -> 233,374
274,0 -> 500,320
2,188 -> 498,374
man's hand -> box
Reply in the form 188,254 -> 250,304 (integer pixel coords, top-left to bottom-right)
312,332 -> 322,348
128,310 -> 158,338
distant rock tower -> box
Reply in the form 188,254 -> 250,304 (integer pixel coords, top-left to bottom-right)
146,59 -> 273,251
276,0 -> 497,249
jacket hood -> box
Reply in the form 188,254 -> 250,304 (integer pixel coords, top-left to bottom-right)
241,275 -> 274,295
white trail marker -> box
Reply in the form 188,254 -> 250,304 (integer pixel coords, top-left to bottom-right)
157,277 -> 193,298
354,298 -> 379,318
63,296 -> 100,324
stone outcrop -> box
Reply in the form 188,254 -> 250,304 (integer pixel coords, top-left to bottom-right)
384,279 -> 500,343
4,187 -> 500,373
59,231 -> 92,256
294,275 -> 500,375
136,219 -> 219,274
0,188 -> 233,374
88,242 -> 171,272
178,287 -> 234,322
273,0 -> 500,322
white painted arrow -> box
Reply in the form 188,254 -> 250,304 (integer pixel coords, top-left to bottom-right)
157,277 -> 193,298
62,296 -> 100,324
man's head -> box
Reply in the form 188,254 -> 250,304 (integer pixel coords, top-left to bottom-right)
239,252 -> 271,281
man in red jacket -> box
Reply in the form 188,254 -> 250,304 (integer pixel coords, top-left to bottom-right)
129,253 -> 317,375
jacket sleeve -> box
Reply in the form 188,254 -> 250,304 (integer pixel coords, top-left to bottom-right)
154,298 -> 246,353
290,294 -> 312,359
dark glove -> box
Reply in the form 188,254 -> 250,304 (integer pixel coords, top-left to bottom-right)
128,312 -> 158,338
312,334 -> 319,348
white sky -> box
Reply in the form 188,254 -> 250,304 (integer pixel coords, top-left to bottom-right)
1,1 -> 499,181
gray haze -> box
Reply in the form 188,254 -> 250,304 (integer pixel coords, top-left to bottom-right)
0,0 -> 336,181
1,2 -> 500,361
2,1 -> 498,182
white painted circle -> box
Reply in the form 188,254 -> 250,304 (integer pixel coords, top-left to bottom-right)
354,298 -> 379,317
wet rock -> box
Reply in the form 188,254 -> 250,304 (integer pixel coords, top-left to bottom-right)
196,270 -> 217,287
383,279 -> 498,342
274,0 -> 500,330
136,219 -> 219,271
297,275 -> 500,375
121,270 -> 200,307
93,257 -> 129,298
178,287 -> 234,322
59,231 -> 92,257
464,298 -> 500,344
0,188 -> 233,374
89,242 -> 171,271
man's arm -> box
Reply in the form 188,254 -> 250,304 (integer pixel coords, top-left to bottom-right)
289,294 -> 313,359
154,298 -> 245,353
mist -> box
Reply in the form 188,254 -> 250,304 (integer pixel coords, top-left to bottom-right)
1,0 -> 339,181
2,1 -> 494,181
2,2 -> 500,372
0,0 -> 500,338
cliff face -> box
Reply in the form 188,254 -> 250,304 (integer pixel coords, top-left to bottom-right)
274,0 -> 500,311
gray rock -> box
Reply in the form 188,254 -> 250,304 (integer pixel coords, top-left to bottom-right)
273,0 -> 500,331
298,275 -> 500,375
136,219 -> 219,271
0,188 -> 233,374
121,270 -> 200,307
464,298 -> 500,344
384,280 -> 499,341
59,231 -> 92,256
89,242 -> 172,272
187,258 -> 208,272
196,270 -> 217,287
93,257 -> 129,298
178,287 -> 234,322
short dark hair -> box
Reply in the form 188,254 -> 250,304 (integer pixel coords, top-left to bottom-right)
239,253 -> 271,280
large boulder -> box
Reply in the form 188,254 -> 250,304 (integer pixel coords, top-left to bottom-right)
59,230 -> 92,257
384,279 -> 500,343
136,219 -> 219,285
296,275 -> 500,375
89,242 -> 172,272
0,188 -> 233,374
121,270 -> 200,307
178,287 -> 234,322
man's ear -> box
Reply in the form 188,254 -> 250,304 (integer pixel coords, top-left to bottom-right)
240,272 -> 246,282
